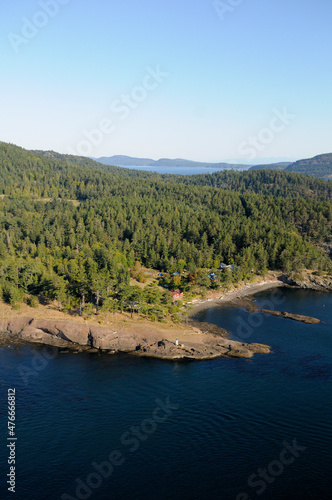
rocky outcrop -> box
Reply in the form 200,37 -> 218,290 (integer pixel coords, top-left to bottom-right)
8,317 -> 34,335
284,274 -> 332,292
0,317 -> 271,360
0,319 -> 136,351
16,325 -> 72,347
89,325 -> 137,352
132,337 -> 270,360
89,325 -> 119,350
52,321 -> 90,345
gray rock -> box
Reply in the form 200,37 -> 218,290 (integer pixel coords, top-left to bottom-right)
19,325 -> 72,347
286,274 -> 332,292
89,326 -> 119,350
0,319 -> 8,332
7,317 -> 33,335
52,321 -> 90,345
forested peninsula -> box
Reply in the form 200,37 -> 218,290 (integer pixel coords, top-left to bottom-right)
0,141 -> 331,358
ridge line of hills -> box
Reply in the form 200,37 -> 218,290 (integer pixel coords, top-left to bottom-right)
0,141 -> 331,180
93,153 -> 332,179
0,140 -> 330,204
93,154 -> 250,169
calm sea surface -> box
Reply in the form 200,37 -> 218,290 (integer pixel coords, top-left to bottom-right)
1,288 -> 331,500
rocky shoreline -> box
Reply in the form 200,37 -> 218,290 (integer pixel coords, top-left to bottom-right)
0,316 -> 270,361
284,273 -> 332,292
0,272 -> 330,361
187,272 -> 332,321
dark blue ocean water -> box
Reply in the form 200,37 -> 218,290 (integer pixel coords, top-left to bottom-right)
1,288 -> 331,500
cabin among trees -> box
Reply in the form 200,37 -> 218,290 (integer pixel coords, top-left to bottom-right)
170,289 -> 184,300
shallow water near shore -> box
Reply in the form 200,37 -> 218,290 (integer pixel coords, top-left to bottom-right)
1,288 -> 332,500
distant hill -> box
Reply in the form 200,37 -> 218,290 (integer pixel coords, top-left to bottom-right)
249,154 -> 332,179
31,150 -> 159,178
94,155 -> 250,169
95,155 -> 155,166
33,149 -> 112,170
285,153 -> 332,179
249,162 -> 291,171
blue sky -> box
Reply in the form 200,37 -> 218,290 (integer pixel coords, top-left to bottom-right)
1,0 -> 331,163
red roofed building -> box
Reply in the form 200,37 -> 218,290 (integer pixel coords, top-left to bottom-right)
170,289 -> 184,300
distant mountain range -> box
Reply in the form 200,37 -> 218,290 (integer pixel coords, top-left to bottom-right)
93,155 -> 250,169
93,153 -> 332,179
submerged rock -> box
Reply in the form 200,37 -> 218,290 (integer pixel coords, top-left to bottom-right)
227,296 -> 322,324
261,309 -> 321,324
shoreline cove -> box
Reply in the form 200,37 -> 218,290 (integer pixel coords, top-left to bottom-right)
0,275 -> 330,361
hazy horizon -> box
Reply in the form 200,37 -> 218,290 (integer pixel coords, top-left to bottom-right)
92,153 -> 299,166
1,0 -> 332,163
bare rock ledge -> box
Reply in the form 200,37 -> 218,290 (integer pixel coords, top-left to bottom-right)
0,317 -> 270,361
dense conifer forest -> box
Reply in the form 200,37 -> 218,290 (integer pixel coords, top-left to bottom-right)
0,142 -> 331,318
286,153 -> 332,178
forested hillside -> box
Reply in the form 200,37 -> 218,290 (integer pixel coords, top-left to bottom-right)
286,153 -> 332,178
180,169 -> 332,202
32,149 -> 160,179
0,142 -> 331,316
248,154 -> 332,179
249,162 -> 290,171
